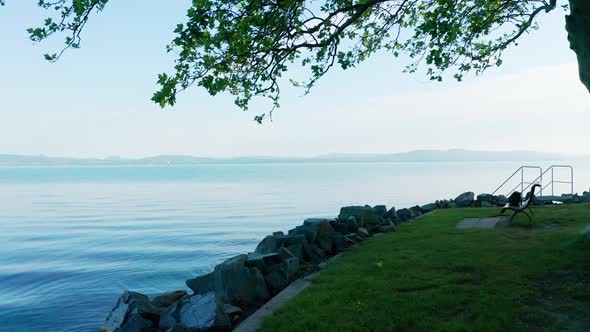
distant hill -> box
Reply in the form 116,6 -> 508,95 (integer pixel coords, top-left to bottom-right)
0,149 -> 585,166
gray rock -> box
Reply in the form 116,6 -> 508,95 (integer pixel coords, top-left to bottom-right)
373,205 -> 388,217
338,206 -> 379,226
377,220 -> 396,233
480,201 -> 494,208
223,303 -> 242,322
455,192 -> 475,207
186,255 -> 270,313
264,269 -> 289,294
278,246 -> 296,259
285,244 -> 304,260
290,224 -> 319,243
254,234 -> 284,254
385,207 -> 400,223
329,219 -> 349,234
245,252 -> 282,271
409,205 -> 424,218
117,315 -> 155,332
283,257 -> 300,280
497,195 -> 508,206
343,233 -> 357,245
303,243 -> 326,264
477,193 -> 496,206
302,218 -> 336,253
396,208 -> 411,222
421,203 -> 437,213
102,291 -> 161,332
152,290 -> 188,308
581,224 -> 590,236
357,227 -> 369,239
282,234 -> 306,246
160,292 -> 230,332
330,232 -> 346,253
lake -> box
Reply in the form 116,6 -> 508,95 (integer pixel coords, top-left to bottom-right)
0,161 -> 588,331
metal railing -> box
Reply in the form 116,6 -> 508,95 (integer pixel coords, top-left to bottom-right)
492,166 -> 542,196
524,165 -> 574,197
492,165 -> 574,197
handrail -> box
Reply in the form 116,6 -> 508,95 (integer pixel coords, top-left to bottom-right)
521,165 -> 574,196
492,165 -> 574,197
491,166 -> 543,196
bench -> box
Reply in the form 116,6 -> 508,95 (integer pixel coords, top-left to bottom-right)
500,184 -> 541,222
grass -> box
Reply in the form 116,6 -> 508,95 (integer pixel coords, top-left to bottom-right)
261,203 -> 590,332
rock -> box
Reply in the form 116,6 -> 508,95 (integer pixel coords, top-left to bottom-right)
303,243 -> 326,264
357,227 -> 369,239
245,252 -> 282,272
342,216 -> 360,233
385,207 -> 400,223
116,315 -> 155,332
396,208 -> 411,222
285,244 -> 304,260
264,269 -> 289,294
290,224 -> 319,243
581,224 -> 590,237
377,220 -> 396,233
329,219 -> 349,234
152,290 -> 188,308
303,218 -> 336,253
480,201 -> 494,208
338,206 -> 379,226
278,247 -> 295,259
282,234 -> 306,247
102,291 -> 162,332
373,205 -> 388,217
421,203 -> 437,213
436,199 -> 454,209
282,257 -> 300,280
497,195 -> 508,206
185,254 -> 270,313
582,192 -> 590,202
409,205 -> 424,218
160,292 -> 231,332
255,234 -> 284,254
343,233 -> 358,245
272,231 -> 284,237
330,232 -> 346,252
223,303 -> 243,322
455,192 -> 475,207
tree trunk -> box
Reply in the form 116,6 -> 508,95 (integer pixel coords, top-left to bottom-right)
567,0 -> 590,93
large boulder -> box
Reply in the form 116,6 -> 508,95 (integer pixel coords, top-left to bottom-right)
408,205 -> 424,218
151,290 -> 188,308
160,292 -> 231,332
102,291 -> 162,332
302,218 -> 336,253
384,207 -> 400,224
455,192 -> 475,207
254,234 -> 284,254
373,205 -> 388,217
421,203 -> 437,213
476,193 -> 496,207
396,208 -> 411,222
185,255 -> 270,313
583,191 -> 590,202
338,206 -> 380,226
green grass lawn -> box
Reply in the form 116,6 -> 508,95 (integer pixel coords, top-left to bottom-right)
261,203 -> 590,332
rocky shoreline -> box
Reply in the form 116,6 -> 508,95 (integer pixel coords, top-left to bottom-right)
101,191 -> 590,332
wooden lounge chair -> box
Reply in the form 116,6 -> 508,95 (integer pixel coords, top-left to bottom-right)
500,184 -> 541,222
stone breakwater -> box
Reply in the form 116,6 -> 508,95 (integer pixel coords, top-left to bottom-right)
101,191 -> 590,332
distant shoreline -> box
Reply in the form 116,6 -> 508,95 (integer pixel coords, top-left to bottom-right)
0,149 -> 587,167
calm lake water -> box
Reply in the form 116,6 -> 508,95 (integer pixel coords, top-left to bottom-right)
1,161 -> 588,331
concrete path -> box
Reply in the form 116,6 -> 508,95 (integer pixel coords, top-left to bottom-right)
456,216 -> 509,229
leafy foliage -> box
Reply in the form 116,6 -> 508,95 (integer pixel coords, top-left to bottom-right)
6,0 -> 561,119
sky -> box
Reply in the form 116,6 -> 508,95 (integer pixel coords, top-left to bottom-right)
0,1 -> 589,158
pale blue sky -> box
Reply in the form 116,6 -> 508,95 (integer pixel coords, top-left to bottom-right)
0,1 -> 589,157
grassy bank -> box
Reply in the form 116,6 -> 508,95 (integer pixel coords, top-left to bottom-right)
261,203 -> 590,331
